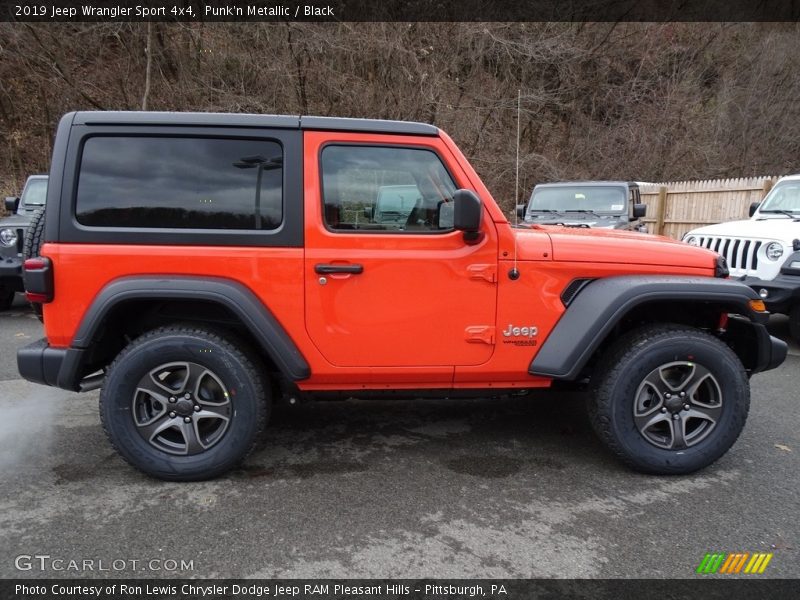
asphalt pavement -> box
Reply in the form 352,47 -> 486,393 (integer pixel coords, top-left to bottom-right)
0,294 -> 797,579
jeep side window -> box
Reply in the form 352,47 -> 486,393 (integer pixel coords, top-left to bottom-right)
320,145 -> 457,232
76,137 -> 283,230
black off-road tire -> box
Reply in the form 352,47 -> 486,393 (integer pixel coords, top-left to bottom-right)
22,209 -> 45,321
100,326 -> 269,481
789,305 -> 800,344
588,324 -> 750,475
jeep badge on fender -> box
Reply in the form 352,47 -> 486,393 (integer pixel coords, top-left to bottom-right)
502,324 -> 538,337
17,111 -> 787,481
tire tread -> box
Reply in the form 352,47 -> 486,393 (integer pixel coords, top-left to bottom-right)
22,209 -> 45,321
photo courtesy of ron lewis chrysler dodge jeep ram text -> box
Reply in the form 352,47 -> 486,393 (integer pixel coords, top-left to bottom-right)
17,112 -> 786,481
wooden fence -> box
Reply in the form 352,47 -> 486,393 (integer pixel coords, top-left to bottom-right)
639,176 -> 783,240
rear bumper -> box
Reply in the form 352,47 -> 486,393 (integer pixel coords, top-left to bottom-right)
17,338 -> 87,391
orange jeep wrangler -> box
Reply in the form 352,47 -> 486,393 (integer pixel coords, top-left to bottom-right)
18,112 -> 787,480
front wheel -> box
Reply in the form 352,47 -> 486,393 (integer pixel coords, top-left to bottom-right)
100,326 -> 269,481
588,324 -> 750,474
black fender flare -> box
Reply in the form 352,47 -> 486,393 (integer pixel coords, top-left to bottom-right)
72,276 -> 310,381
529,275 -> 767,380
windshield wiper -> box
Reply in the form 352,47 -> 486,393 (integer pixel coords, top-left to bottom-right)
760,209 -> 800,219
528,209 -> 564,215
563,209 -> 607,218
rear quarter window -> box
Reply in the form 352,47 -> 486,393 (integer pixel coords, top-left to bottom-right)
75,136 -> 283,230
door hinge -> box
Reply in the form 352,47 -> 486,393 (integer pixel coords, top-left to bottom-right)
467,263 -> 497,283
465,325 -> 495,345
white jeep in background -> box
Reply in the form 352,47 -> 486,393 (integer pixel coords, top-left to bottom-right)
683,174 -> 800,341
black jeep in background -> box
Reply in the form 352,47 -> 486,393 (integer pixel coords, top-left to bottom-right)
1,174 -> 48,310
517,181 -> 647,231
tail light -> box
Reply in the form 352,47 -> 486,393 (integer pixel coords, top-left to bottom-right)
24,257 -> 54,303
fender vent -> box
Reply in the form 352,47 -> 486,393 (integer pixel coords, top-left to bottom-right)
560,278 -> 593,307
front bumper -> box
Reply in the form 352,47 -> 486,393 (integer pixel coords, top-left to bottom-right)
756,327 -> 788,374
742,274 -> 800,315
17,338 -> 88,391
0,256 -> 23,291
724,317 -> 787,375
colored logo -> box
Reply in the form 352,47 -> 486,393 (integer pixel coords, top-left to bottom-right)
696,552 -> 773,574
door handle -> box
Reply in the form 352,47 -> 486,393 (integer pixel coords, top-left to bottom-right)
314,263 -> 364,274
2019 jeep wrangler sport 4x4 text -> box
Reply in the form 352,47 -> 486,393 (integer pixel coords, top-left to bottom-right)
17,112 -> 787,481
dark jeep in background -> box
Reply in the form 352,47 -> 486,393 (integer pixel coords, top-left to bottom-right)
516,181 -> 647,231
1,174 -> 47,310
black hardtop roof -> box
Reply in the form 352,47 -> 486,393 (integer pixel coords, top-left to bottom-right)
534,181 -> 635,189
69,111 -> 439,136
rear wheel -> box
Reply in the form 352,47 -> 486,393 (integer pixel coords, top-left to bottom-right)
100,326 -> 269,481
588,324 -> 749,474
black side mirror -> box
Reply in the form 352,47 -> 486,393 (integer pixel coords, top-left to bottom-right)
633,203 -> 646,219
363,206 -> 374,220
453,189 -> 483,244
749,201 -> 760,217
4,197 -> 19,213
516,204 -> 526,219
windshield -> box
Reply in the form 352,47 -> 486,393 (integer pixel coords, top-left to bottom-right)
21,178 -> 48,207
759,181 -> 800,214
527,186 -> 626,216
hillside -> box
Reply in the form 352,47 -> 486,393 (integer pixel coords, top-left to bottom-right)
1,22 -> 799,210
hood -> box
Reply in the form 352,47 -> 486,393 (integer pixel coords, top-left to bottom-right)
0,213 -> 30,228
532,220 -> 619,229
525,213 -> 624,229
687,217 -> 800,242
516,226 -> 717,270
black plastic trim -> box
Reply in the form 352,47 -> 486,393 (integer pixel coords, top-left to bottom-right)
46,112 -> 76,244
764,331 -> 789,372
530,275 -> 765,380
724,316 -> 788,375
57,125 -> 303,247
715,254 -> 730,278
314,263 -> 364,274
72,276 -> 311,381
0,258 -> 22,278
17,338 -> 93,391
70,112 -> 437,136
301,115 -> 438,136
74,111 -> 301,129
560,278 -> 593,307
741,273 -> 800,314
779,251 -> 800,276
